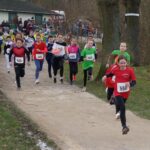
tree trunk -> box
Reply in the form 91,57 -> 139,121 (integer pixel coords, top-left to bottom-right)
124,0 -> 141,66
96,0 -> 121,80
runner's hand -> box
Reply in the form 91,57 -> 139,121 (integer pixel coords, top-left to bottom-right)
102,76 -> 106,82
106,63 -> 109,68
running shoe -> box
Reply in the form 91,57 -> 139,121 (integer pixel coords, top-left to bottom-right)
35,79 -> 40,84
81,87 -> 86,92
122,126 -> 130,135
115,112 -> 120,120
73,75 -> 76,81
54,78 -> 57,83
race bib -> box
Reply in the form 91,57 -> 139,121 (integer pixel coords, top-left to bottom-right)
117,82 -> 130,93
6,48 -> 11,54
15,57 -> 24,64
86,54 -> 95,61
69,53 -> 77,59
36,54 -> 44,59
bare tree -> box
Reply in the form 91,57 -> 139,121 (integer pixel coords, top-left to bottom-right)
123,0 -> 141,66
96,0 -> 121,79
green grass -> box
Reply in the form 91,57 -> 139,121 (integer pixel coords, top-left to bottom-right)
64,63 -> 150,120
0,91 -> 59,150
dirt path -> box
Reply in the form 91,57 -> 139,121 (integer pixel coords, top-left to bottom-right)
0,56 -> 150,150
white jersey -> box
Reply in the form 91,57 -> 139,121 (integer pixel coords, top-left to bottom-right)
52,42 -> 66,57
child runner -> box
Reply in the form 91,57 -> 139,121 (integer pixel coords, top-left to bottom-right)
51,34 -> 67,84
46,35 -> 54,78
67,38 -> 80,85
106,42 -> 130,67
105,55 -> 136,134
32,33 -> 47,84
25,30 -> 35,60
9,38 -> 30,89
84,35 -> 98,80
102,64 -> 118,104
4,35 -> 13,73
81,40 -> 96,92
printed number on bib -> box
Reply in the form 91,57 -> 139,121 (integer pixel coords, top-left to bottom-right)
117,82 -> 130,93
36,54 -> 44,59
15,57 -> 24,64
86,54 -> 95,61
6,48 -> 11,54
69,53 -> 77,59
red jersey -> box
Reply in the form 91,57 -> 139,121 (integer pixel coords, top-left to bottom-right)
105,64 -> 117,88
112,67 -> 136,99
32,41 -> 47,60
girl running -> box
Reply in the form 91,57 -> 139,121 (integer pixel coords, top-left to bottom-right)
32,33 -> 47,84
102,64 -> 118,104
67,38 -> 80,85
105,55 -> 136,134
25,30 -> 35,60
51,34 -> 67,84
81,40 -> 96,92
9,38 -> 30,89
46,35 -> 54,78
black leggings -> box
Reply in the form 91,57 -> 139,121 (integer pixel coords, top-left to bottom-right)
115,96 -> 127,127
52,57 -> 64,78
83,67 -> 92,87
15,66 -> 25,88
107,88 -> 114,101
69,62 -> 78,82
46,53 -> 53,77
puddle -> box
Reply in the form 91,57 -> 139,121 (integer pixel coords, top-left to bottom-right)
37,139 -> 53,150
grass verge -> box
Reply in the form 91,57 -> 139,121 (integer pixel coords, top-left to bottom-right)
0,90 -> 60,150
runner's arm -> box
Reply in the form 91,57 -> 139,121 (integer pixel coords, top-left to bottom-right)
25,48 -> 30,62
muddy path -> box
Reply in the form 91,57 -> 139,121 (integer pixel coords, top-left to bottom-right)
0,56 -> 150,150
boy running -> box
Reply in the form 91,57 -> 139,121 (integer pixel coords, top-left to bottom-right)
9,38 -> 30,89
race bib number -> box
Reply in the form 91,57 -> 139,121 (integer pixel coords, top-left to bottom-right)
117,82 -> 130,93
6,48 -> 11,54
36,54 -> 44,59
69,53 -> 77,59
86,54 -> 95,61
15,57 -> 24,64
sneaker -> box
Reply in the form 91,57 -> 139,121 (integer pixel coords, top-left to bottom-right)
60,79 -> 63,84
115,112 -> 120,120
81,87 -> 86,92
54,78 -> 57,83
73,75 -> 76,81
70,81 -> 73,85
35,79 -> 40,84
122,126 -> 130,135
88,75 -> 90,80
49,73 -> 52,78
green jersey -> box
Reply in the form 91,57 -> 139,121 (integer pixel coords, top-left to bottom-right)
81,48 -> 96,70
112,50 -> 130,63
